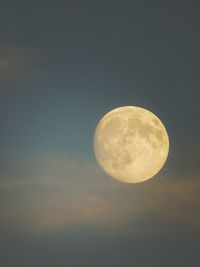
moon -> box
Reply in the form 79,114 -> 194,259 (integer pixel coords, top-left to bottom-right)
93,106 -> 169,183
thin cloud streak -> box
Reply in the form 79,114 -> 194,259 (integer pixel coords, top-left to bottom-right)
0,44 -> 33,81
0,155 -> 199,234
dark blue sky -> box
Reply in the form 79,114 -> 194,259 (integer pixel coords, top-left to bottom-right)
0,1 -> 200,266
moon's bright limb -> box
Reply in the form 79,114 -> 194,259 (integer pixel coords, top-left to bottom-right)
93,106 -> 169,183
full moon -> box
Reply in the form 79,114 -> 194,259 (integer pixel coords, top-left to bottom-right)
93,106 -> 169,183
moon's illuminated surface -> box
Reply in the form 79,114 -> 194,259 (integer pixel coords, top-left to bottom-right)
93,106 -> 169,183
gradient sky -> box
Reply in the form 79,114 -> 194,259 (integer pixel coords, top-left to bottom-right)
0,1 -> 200,266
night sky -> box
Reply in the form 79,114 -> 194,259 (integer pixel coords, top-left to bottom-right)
0,1 -> 200,266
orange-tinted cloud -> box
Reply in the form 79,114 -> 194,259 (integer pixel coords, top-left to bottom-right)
0,44 -> 33,81
0,155 -> 199,234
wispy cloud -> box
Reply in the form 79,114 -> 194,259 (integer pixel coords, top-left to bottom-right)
0,44 -> 33,81
0,155 -> 199,234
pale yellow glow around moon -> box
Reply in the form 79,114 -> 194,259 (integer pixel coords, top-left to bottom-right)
93,106 -> 169,183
